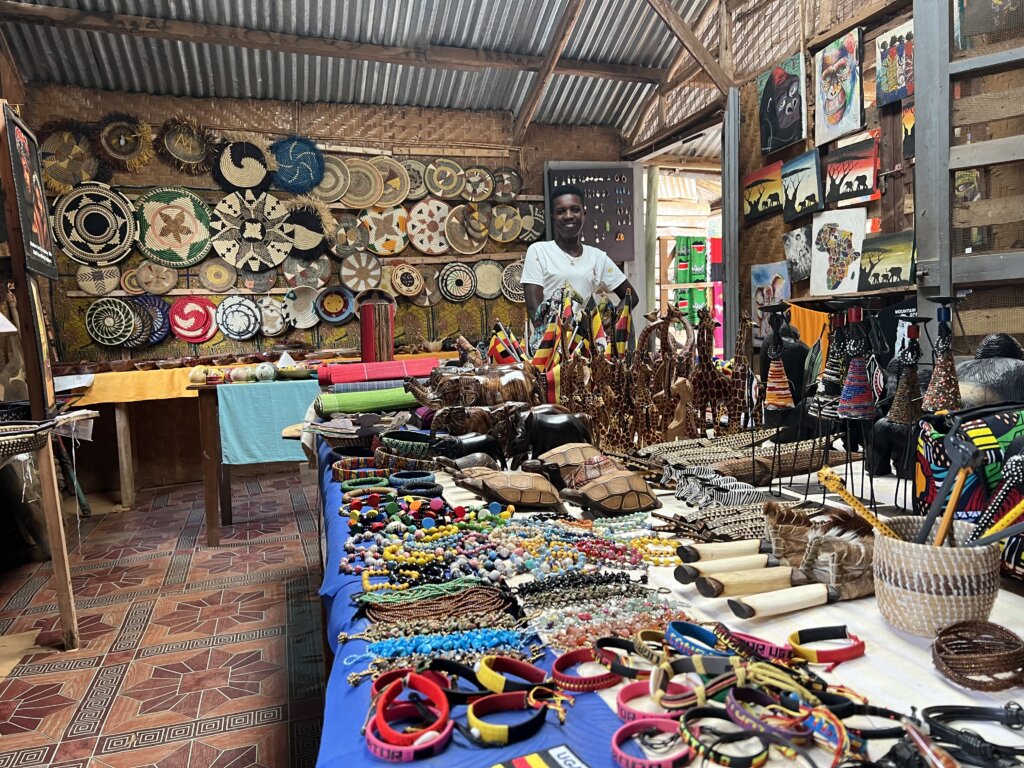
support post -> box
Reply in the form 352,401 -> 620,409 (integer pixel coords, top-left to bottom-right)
723,87 -> 741,358
645,166 -> 660,318
113,403 -> 135,509
37,440 -> 78,649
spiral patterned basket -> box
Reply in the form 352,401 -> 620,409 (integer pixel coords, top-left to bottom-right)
874,517 -> 1001,637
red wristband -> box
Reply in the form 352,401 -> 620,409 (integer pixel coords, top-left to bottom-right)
552,648 -> 621,692
365,701 -> 453,762
612,718 -> 694,768
374,672 -> 450,747
616,679 -> 691,722
371,668 -> 450,697
730,631 -> 793,662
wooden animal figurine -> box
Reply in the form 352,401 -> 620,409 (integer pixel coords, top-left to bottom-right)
729,312 -> 757,430
689,307 -> 736,435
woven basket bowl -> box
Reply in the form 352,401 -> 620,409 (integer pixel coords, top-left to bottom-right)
874,516 -> 1000,637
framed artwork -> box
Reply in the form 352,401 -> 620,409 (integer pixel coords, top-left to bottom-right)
824,136 -> 878,204
815,29 -> 864,146
858,229 -> 915,290
783,225 -> 812,282
875,20 -> 914,106
810,208 -> 866,295
781,149 -> 823,222
741,161 -> 783,221
756,53 -> 807,155
4,105 -> 56,279
751,260 -> 792,341
902,101 -> 915,159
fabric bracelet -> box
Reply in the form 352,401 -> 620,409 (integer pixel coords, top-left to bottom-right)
365,701 -> 453,762
476,655 -> 551,694
612,718 -> 694,768
679,706 -> 770,768
551,648 -> 621,692
788,626 -> 865,669
616,680 -> 690,722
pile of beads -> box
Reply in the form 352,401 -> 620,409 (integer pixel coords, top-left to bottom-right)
537,596 -> 693,652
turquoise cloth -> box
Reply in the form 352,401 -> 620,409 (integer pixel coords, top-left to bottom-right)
217,380 -> 321,465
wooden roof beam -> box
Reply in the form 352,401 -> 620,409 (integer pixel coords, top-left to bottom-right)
0,0 -> 662,84
644,0 -> 733,93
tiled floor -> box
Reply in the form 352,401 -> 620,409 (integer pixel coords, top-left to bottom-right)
0,470 -> 324,768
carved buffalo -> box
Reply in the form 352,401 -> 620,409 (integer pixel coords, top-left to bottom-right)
431,432 -> 507,470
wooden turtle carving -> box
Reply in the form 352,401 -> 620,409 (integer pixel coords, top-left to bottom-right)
436,453 -> 500,474
521,442 -> 602,488
560,471 -> 661,516
564,455 -> 627,489
455,469 -> 563,510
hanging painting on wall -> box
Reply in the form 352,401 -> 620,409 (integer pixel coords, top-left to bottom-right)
810,208 -> 866,295
783,225 -> 812,282
902,101 -> 915,159
824,136 -> 878,204
876,19 -> 914,106
756,53 -> 807,155
815,29 -> 864,145
781,149 -> 823,222
858,229 -> 915,290
751,260 -> 792,341
741,161 -> 783,221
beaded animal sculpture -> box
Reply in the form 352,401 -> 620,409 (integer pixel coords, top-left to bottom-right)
690,307 -> 737,435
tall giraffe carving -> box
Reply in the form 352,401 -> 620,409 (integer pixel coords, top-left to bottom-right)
729,312 -> 757,430
689,307 -> 735,434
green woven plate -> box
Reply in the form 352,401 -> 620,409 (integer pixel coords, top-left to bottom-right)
134,187 -> 213,268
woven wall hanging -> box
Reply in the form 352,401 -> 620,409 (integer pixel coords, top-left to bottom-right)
271,135 -> 324,194
310,154 -> 349,202
92,112 -> 154,173
39,119 -> 110,194
134,187 -> 213,268
155,116 -> 217,175
213,136 -> 276,193
210,190 -> 293,272
54,182 -> 135,267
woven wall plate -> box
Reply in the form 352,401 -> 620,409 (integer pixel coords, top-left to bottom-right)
359,206 -> 409,256
406,198 -> 451,255
370,156 -> 411,207
425,158 -> 466,199
444,204 -> 487,255
134,187 -> 213,268
311,155 -> 350,202
156,116 -> 215,175
134,295 -> 170,344
473,259 -> 504,300
409,267 -> 442,307
283,286 -> 320,329
501,260 -> 525,303
402,159 -> 428,200
198,257 -> 238,292
438,262 -> 477,303
258,297 -> 288,336
213,140 -> 272,193
170,296 -> 216,342
315,285 -> 356,325
136,260 -> 178,294
210,190 -> 293,272
340,251 -> 382,292
492,168 -> 522,203
391,263 -> 424,297
341,158 -> 384,209
216,295 -> 261,341
94,113 -> 154,173
283,253 -> 332,289
120,267 -> 145,295
463,202 -> 491,238
75,265 -> 121,296
40,121 -> 104,194
271,136 -> 324,194
55,182 -> 135,267
462,166 -> 494,202
238,265 -> 277,293
335,213 -> 369,258
122,300 -> 154,348
488,204 -> 523,243
85,298 -> 134,345
518,202 -> 545,243
284,204 -> 329,260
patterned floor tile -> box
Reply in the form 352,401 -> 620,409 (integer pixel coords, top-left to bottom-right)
141,585 -> 285,647
0,667 -> 96,753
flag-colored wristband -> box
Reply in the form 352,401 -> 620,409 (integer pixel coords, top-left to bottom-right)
466,689 -> 572,746
365,701 -> 453,762
729,631 -> 793,661
665,620 -> 732,657
680,706 -> 770,768
476,655 -> 551,694
612,718 -> 695,768
616,680 -> 690,722
788,626 -> 865,667
552,648 -> 621,692
374,673 -> 450,747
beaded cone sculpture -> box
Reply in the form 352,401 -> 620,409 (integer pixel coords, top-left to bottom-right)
762,304 -> 795,411
922,297 -> 963,413
837,307 -> 875,420
809,306 -> 847,419
889,322 -> 923,427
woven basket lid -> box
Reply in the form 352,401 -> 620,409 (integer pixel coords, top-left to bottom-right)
341,158 -> 384,209
284,203 -> 329,260
501,260 -> 525,303
121,300 -> 154,348
438,262 -> 477,303
473,259 -> 504,300
402,159 -> 428,200
462,166 -> 494,202
258,296 -> 288,336
406,198 -> 451,255
444,204 -> 487,255
409,267 -> 443,308
55,182 -> 135,267
334,212 -> 369,258
370,155 -> 411,207
94,113 -> 153,172
76,265 -> 121,296
492,168 -> 522,203
136,260 -> 178,294
282,286 -> 320,329
170,296 -> 217,342
40,121 -> 103,194
359,206 -> 409,256
210,190 -> 293,272
310,154 -> 350,202
134,187 -> 213,268
271,135 -> 324,194
156,116 -> 216,175
198,257 -> 238,293
134,295 -> 171,344
316,285 -> 356,325
283,253 -> 332,289
85,297 -> 134,345
488,204 -> 522,243
391,263 -> 424,297
425,158 -> 466,199
340,251 -> 382,293
120,267 -> 145,295
216,295 -> 261,341
518,202 -> 545,243
238,265 -> 277,293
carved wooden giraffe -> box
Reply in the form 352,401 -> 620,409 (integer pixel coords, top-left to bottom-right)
728,312 -> 757,430
690,307 -> 735,434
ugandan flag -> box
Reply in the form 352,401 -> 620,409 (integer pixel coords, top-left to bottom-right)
613,293 -> 632,357
544,364 -> 562,403
503,324 -> 525,360
530,316 -> 560,372
488,323 -> 520,364
583,298 -> 608,357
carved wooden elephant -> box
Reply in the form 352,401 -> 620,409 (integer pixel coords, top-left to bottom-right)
431,432 -> 507,470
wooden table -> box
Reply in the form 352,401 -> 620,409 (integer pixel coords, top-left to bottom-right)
189,384 -> 232,546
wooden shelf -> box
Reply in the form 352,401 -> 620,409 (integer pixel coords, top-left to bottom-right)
785,285 -> 912,307
661,282 -> 714,290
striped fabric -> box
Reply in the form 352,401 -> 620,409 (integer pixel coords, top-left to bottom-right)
329,378 -> 425,394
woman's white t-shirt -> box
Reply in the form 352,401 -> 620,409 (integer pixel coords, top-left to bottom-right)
520,241 -> 627,304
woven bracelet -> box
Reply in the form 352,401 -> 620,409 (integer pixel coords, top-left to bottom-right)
932,620 -> 1024,691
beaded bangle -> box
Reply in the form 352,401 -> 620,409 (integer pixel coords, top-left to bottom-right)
390,470 -> 436,487
400,481 -> 444,499
932,620 -> 1024,692
380,431 -> 435,459
342,476 -> 392,492
333,464 -> 390,483
375,447 -> 438,473
551,648 -> 621,692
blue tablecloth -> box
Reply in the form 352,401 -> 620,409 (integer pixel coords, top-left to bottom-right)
316,441 -> 624,768
218,380 -> 320,464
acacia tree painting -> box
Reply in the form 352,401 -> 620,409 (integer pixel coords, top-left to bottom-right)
857,230 -> 915,291
742,162 -> 783,221
824,138 -> 877,203
781,149 -> 823,222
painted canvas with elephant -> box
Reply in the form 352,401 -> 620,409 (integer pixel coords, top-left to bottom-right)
857,230 -> 915,291
741,161 -> 783,222
814,29 -> 864,146
824,136 -> 877,205
810,208 -> 866,296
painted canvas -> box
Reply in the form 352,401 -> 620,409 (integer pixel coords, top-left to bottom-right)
902,101 -> 915,159
858,229 -> 915,290
751,260 -> 792,341
824,137 -> 878,204
742,161 -> 784,221
815,29 -> 864,145
783,225 -> 812,282
781,150 -> 823,222
756,53 -> 808,155
876,20 -> 914,106
810,208 -> 866,295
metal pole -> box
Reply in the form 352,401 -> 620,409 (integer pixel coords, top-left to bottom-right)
723,86 -> 740,357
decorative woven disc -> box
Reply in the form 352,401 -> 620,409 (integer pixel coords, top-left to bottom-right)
210,190 -> 293,272
40,122 -> 103,194
283,253 -> 332,289
518,202 -> 545,243
391,263 -> 424,297
402,159 -> 428,200
492,168 -> 522,203
463,202 -> 491,238
55,182 -> 135,267
198,257 -> 238,293
444,204 -> 487,255
170,296 -> 217,342
216,295 -> 261,341
311,155 -> 350,203
488,204 -> 523,242
409,267 -> 442,308
359,206 -> 409,256
136,260 -> 178,294
76,265 -> 121,296
283,286 -> 320,329
239,265 -> 278,293
370,156 -> 411,207
315,285 -> 356,325
156,116 -> 216,175
334,213 -> 367,258
134,295 -> 171,344
85,298 -> 134,345
134,187 -> 213,268
406,198 -> 451,255
94,113 -> 153,173
120,267 -> 145,295
284,204 -> 329,260
501,260 -> 525,303
438,262 -> 477,303
425,158 -> 466,199
213,140 -> 272,193
258,297 -> 288,336
271,136 -> 324,194
122,300 -> 154,348
473,259 -> 504,300
340,251 -> 382,292
462,166 -> 495,202
341,158 -> 384,209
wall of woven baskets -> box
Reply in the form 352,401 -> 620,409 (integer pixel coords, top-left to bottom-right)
23,84 -> 622,365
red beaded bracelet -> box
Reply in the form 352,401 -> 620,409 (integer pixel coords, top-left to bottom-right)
552,648 -> 621,692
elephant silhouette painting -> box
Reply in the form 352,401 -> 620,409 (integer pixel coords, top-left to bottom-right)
857,229 -> 915,291
742,161 -> 784,221
824,137 -> 877,204
781,149 -> 823,222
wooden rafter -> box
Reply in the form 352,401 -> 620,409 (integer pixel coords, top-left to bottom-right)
0,0 -> 663,84
645,0 -> 733,93
512,0 -> 587,144
622,98 -> 724,160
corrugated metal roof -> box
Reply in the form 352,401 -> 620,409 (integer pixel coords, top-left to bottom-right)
1,0 -> 715,130
667,123 -> 722,160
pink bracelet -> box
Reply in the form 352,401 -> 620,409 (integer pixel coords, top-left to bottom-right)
616,680 -> 691,722
730,631 -> 793,661
612,718 -> 694,768
365,701 -> 453,762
